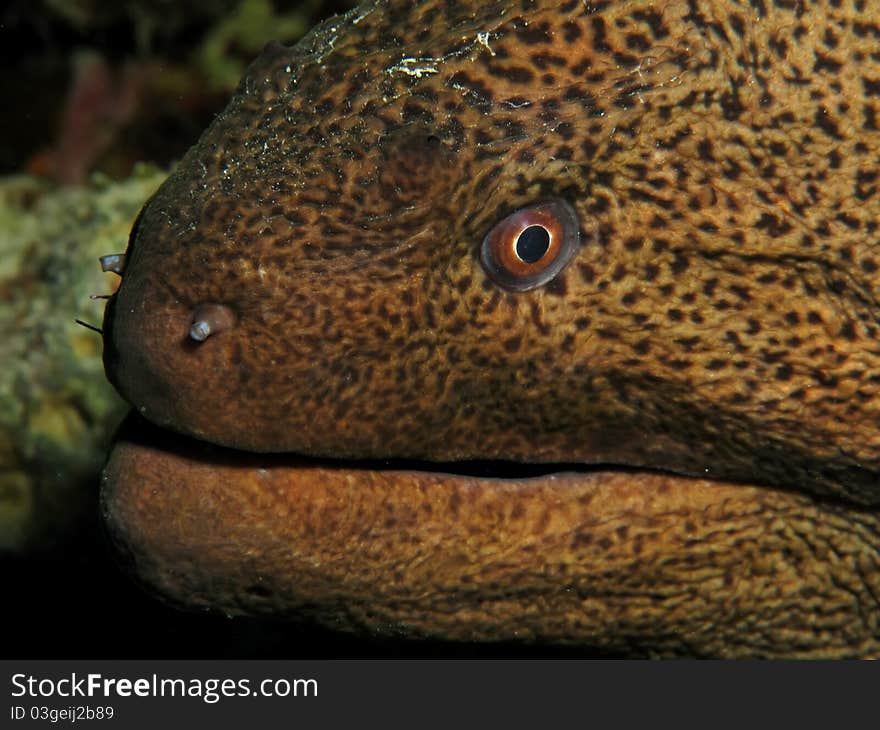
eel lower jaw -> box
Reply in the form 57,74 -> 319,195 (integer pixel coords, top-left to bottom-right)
102,412 -> 880,658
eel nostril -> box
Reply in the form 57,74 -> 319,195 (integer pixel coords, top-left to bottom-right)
189,303 -> 237,342
100,253 -> 126,275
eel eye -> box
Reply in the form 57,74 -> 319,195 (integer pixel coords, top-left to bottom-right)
480,199 -> 580,291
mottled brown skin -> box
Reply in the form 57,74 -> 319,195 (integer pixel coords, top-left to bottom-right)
102,0 -> 880,655
105,417 -> 880,658
105,0 -> 880,502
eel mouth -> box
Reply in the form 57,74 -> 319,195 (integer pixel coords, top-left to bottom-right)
101,411 -> 880,658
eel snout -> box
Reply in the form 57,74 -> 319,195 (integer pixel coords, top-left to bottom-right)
101,268 -> 241,441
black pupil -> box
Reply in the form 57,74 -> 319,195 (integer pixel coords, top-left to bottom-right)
515,225 -> 551,263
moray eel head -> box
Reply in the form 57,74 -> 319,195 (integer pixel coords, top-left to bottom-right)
104,0 -> 880,504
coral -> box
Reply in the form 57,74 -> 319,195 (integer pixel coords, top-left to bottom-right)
0,166 -> 166,551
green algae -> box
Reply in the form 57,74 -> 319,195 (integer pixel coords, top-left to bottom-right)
196,0 -> 315,92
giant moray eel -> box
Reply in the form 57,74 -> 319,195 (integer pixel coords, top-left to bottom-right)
100,0 -> 880,657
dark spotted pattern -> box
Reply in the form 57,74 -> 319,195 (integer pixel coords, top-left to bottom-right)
106,0 -> 880,504
100,0 -> 880,659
